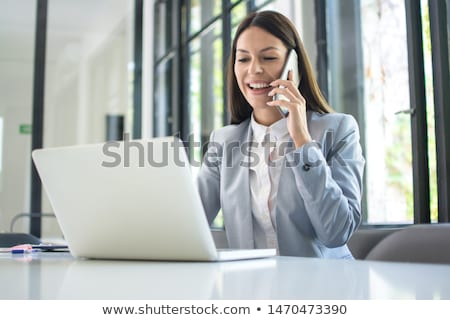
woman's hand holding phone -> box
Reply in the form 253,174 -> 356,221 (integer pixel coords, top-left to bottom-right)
268,71 -> 312,148
271,50 -> 299,117
266,49 -> 312,148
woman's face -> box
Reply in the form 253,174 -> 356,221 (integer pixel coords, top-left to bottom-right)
234,26 -> 288,113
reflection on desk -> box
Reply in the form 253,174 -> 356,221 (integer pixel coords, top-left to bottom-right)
1,252 -> 449,299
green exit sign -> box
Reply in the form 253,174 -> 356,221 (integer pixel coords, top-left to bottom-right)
19,124 -> 32,134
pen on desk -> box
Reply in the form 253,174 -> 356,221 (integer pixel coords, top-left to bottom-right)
11,248 -> 41,254
9,244 -> 40,254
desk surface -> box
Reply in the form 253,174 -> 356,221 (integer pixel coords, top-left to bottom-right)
1,252 -> 450,299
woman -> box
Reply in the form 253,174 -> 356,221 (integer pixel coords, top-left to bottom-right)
196,10 -> 365,258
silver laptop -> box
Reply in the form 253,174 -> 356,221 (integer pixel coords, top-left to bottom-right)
32,136 -> 276,261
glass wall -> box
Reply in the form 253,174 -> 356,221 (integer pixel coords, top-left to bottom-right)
0,0 -> 137,238
44,0 -> 135,148
40,0 -> 135,237
326,0 -> 439,224
0,0 -> 36,234
189,1 -> 229,167
360,0 -> 415,223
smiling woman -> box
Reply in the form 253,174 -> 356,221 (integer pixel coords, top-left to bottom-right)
196,10 -> 365,259
234,27 -> 288,125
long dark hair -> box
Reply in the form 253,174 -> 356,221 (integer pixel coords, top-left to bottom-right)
227,10 -> 333,124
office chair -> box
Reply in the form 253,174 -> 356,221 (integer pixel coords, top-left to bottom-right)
0,232 -> 41,247
347,228 -> 399,259
365,224 -> 450,264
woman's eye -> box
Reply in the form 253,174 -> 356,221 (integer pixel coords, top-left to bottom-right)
236,56 -> 277,63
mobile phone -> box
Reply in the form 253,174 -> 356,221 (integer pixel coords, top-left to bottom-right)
273,49 -> 300,117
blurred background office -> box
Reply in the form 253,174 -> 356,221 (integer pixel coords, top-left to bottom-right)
0,0 -> 449,240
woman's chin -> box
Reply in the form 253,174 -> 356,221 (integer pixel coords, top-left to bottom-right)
251,103 -> 278,113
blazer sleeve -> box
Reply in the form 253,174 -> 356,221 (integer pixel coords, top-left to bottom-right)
285,114 -> 365,247
196,131 -> 222,225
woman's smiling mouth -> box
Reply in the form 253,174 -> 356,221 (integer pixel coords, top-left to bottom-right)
247,82 -> 272,95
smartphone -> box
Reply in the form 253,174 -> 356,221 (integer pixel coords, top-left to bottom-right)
273,49 -> 300,117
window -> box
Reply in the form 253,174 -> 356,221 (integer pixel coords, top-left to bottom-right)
153,0 -> 178,137
359,0 -> 417,223
188,0 -> 227,167
322,0 -> 449,224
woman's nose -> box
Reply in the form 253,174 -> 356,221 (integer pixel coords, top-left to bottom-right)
248,59 -> 263,74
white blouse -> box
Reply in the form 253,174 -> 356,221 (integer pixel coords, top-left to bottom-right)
249,114 -> 290,249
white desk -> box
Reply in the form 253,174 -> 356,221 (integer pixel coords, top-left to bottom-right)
1,252 -> 450,299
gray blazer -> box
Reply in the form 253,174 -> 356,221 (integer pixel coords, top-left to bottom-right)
196,111 -> 365,259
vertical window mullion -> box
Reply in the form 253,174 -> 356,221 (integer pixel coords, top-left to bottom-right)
30,0 -> 48,238
222,0 -> 231,125
428,0 -> 450,222
180,0 -> 191,142
199,0 -> 216,146
314,0 -> 329,101
246,0 -> 255,12
133,0 -> 143,139
405,0 -> 431,223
